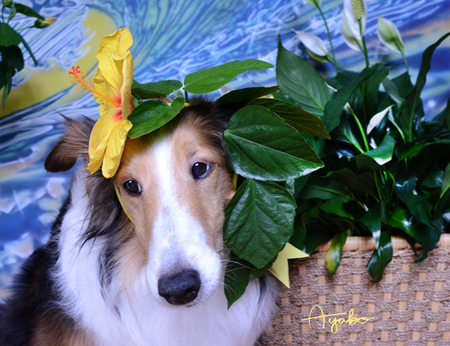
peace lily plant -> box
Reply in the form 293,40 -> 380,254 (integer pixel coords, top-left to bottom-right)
284,0 -> 450,282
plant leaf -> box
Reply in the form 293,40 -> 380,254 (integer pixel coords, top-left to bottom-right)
394,171 -> 416,203
276,38 -> 331,117
367,231 -> 393,283
400,32 -> 450,141
382,77 -> 404,104
131,80 -> 182,99
224,105 -> 323,181
0,23 -> 22,46
323,64 -> 381,132
300,174 -> 349,200
128,97 -> 185,138
359,203 -> 382,247
0,45 -> 24,72
324,231 -> 347,276
319,195 -> 353,219
387,208 -> 418,238
216,86 -> 279,105
184,59 -> 273,94
362,135 -> 396,165
414,224 -> 442,264
13,4 -> 45,20
224,179 -> 296,269
249,98 -> 330,138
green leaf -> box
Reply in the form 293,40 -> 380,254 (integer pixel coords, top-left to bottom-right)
387,208 -> 418,238
382,77 -> 404,104
414,225 -> 442,264
401,32 -> 450,141
13,4 -> 45,20
394,172 -> 416,203
359,203 -> 382,247
216,86 -> 279,105
1,63 -> 12,107
224,179 -> 296,269
367,231 -> 393,283
276,38 -> 331,117
183,59 -> 273,94
0,23 -> 22,46
0,45 -> 24,71
331,169 -> 376,197
324,232 -> 347,276
249,98 -> 330,139
441,162 -> 450,197
224,253 -> 269,308
300,174 -> 349,200
323,64 -> 382,132
224,105 -> 323,181
406,195 -> 435,230
284,174 -> 309,201
127,97 -> 185,139
362,135 -> 396,165
319,195 -> 353,219
131,80 -> 183,99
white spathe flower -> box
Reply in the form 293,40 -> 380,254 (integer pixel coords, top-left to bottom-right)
304,0 -> 321,8
343,0 -> 368,41
377,15 -> 404,53
292,29 -> 330,62
342,10 -> 362,51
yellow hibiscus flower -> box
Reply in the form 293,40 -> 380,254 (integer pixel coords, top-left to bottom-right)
69,27 -> 134,178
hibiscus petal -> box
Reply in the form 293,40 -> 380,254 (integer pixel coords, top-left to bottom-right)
87,111 -> 121,174
121,51 -> 134,120
96,28 -> 133,92
102,120 -> 133,178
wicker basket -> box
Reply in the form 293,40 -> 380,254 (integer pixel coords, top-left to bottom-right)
261,234 -> 450,346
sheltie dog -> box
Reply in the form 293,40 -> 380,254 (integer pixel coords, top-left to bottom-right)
0,100 -> 277,346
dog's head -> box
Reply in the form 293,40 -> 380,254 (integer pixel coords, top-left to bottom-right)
46,100 -> 241,307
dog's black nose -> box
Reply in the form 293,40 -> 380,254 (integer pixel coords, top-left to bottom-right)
158,270 -> 201,305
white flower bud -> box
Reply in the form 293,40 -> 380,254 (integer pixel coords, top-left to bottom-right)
292,30 -> 330,62
343,0 -> 367,40
377,15 -> 404,53
304,0 -> 321,8
341,10 -> 362,51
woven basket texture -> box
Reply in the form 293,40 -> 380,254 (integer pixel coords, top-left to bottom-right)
260,235 -> 450,346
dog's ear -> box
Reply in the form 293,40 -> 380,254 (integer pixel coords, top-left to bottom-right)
45,115 -> 95,173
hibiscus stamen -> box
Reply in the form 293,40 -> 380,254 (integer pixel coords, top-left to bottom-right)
69,66 -> 121,108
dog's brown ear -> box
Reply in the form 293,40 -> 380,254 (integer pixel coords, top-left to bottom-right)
45,115 -> 95,173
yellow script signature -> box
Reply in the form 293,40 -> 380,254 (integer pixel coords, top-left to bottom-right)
301,305 -> 374,333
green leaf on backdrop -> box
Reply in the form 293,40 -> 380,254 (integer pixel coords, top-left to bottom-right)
362,135 -> 396,165
359,203 -> 383,248
131,80 -> 183,99
184,59 -> 273,94
387,208 -> 418,238
367,231 -> 393,282
224,105 -> 323,181
324,231 -> 347,276
224,179 -> 296,269
414,225 -> 442,264
299,174 -> 349,200
276,38 -> 331,117
400,32 -> 450,141
323,64 -> 381,132
319,195 -> 353,219
127,97 -> 185,138
224,253 -> 268,308
13,4 -> 45,20
249,98 -> 330,139
216,86 -> 279,105
0,23 -> 22,46
394,172 -> 416,203
0,45 -> 23,71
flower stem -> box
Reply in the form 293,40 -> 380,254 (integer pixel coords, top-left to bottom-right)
316,2 -> 338,73
359,20 -> 369,67
349,107 -> 370,152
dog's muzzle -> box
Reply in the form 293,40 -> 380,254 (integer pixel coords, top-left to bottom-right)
158,270 -> 201,305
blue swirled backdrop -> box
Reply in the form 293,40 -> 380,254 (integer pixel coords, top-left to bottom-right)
0,0 -> 449,295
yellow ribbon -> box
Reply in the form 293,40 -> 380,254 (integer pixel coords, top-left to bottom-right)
114,184 -> 134,223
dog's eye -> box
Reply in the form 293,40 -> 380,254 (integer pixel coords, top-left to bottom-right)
123,180 -> 141,196
192,162 -> 210,179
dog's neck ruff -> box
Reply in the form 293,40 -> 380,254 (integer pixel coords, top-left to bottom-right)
55,167 -> 275,346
